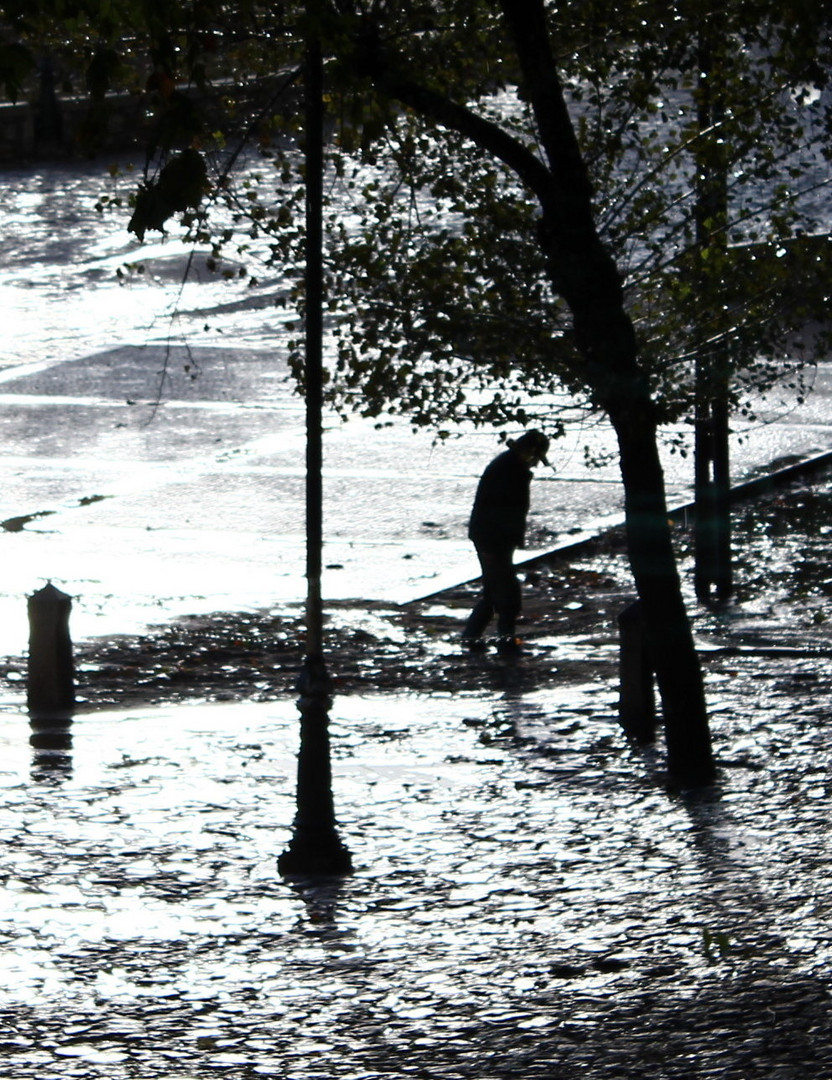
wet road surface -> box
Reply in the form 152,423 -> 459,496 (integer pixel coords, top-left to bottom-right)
2,472 -> 832,1077
2,669 -> 832,1078
2,162 -> 832,655
2,161 -> 832,1079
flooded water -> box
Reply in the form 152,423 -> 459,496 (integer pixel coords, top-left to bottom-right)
2,160 -> 832,655
2,160 -> 832,1077
2,663 -> 832,1078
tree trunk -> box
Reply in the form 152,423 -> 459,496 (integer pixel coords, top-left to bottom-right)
694,382 -> 733,602
549,250 -> 716,785
611,404 -> 716,786
359,0 -> 717,785
500,0 -> 716,786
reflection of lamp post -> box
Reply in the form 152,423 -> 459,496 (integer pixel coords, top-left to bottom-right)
278,7 -> 352,877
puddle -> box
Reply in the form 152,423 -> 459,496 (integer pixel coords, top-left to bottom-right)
3,161 -> 832,660
0,676 -> 830,1075
1,151 -> 832,1079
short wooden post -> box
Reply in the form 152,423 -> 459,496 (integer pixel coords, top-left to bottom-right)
618,600 -> 657,744
27,583 -> 75,720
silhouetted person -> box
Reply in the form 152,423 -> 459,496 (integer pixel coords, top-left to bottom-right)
462,430 -> 550,655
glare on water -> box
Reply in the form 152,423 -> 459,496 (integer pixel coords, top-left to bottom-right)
0,151 -> 832,1079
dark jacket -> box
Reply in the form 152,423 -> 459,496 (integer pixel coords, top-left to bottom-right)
468,448 -> 532,553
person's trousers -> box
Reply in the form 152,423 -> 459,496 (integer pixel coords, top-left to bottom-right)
463,547 -> 521,639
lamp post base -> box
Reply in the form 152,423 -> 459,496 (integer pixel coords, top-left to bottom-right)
278,834 -> 353,878
278,655 -> 353,879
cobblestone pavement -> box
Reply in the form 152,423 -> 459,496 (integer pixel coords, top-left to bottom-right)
0,470 -> 831,1078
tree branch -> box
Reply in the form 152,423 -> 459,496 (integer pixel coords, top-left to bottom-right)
498,0 -> 595,234
356,53 -> 553,201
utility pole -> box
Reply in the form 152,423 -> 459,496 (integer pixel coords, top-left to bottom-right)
278,5 -> 353,877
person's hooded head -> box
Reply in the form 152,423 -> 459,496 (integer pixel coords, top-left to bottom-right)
508,429 -> 550,467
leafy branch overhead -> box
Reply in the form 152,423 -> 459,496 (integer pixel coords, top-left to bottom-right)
3,0 -> 829,433
128,147 -> 208,241
101,0 -> 831,430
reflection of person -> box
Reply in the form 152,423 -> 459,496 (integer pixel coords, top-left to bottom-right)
462,430 -> 550,654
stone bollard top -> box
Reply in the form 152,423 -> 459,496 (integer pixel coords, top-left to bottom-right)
29,582 -> 72,605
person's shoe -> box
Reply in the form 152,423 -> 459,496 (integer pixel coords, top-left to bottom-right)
461,635 -> 487,652
496,635 -> 523,657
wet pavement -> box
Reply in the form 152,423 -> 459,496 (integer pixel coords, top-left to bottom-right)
2,674 -> 832,1079
1,473 -> 832,1077
2,161 -> 832,1078
2,160 -> 832,656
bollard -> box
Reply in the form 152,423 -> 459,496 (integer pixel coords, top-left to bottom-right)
27,582 -> 75,719
617,600 -> 657,745
29,717 -> 73,752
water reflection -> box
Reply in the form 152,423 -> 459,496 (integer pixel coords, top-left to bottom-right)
28,712 -> 74,781
30,745 -> 73,783
0,680 -> 828,1075
28,716 -> 73,749
677,783 -> 801,967
289,876 -> 350,941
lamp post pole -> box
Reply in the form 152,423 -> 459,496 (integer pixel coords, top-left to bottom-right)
693,26 -> 733,604
278,6 -> 352,878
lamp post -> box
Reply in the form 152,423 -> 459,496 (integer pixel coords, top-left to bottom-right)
278,5 -> 353,877
693,26 -> 733,603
